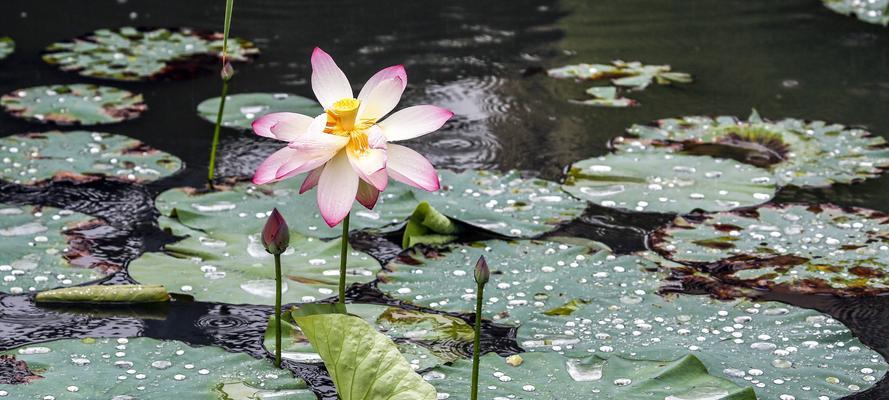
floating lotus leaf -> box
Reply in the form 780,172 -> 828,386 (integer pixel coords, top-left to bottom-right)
42,27 -> 259,81
651,203 -> 889,295
426,353 -> 755,399
823,0 -> 889,26
548,60 -> 692,90
563,152 -> 776,214
380,241 -> 886,398
613,112 -> 889,188
1,84 -> 146,125
196,93 -> 323,130
0,37 -> 13,60
0,204 -> 104,294
0,131 -> 182,184
156,169 -> 584,238
0,337 -> 313,399
128,218 -> 379,305
574,86 -> 636,107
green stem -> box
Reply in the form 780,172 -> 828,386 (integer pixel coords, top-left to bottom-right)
207,80 -> 229,185
274,253 -> 282,368
338,213 -> 350,305
471,282 -> 484,400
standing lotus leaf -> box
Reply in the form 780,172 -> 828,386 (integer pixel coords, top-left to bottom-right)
651,203 -> 889,295
0,204 -> 104,294
1,337 -> 315,399
0,37 -> 14,60
0,131 -> 182,184
1,84 -> 146,125
613,112 -> 889,188
823,0 -> 889,26
563,152 -> 776,214
379,241 -> 886,399
548,60 -> 692,91
196,93 -> 323,130
42,27 -> 259,81
128,218 -> 378,305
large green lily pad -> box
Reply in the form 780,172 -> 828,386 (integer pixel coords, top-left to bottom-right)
196,93 -> 323,130
0,131 -> 182,184
0,337 -> 314,399
426,353 -> 755,399
379,241 -> 886,399
563,152 -> 776,214
0,204 -> 104,294
0,37 -> 13,60
548,60 -> 692,91
823,0 -> 889,26
128,217 -> 379,305
651,203 -> 889,295
1,84 -> 146,125
613,112 -> 889,188
156,169 -> 584,238
42,27 -> 259,81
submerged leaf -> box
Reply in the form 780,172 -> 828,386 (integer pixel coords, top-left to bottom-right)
402,202 -> 461,248
548,60 -> 693,90
293,313 -> 438,400
1,85 -> 146,125
542,298 -> 590,316
35,285 -> 170,304
0,37 -> 14,60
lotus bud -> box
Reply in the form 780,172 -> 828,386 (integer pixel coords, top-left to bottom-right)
221,61 -> 235,81
474,255 -> 489,286
262,208 -> 290,255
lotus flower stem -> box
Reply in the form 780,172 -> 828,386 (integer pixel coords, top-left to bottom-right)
274,253 -> 282,368
471,256 -> 489,400
338,212 -> 350,304
207,0 -> 235,186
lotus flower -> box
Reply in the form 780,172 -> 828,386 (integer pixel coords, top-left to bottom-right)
252,48 -> 454,227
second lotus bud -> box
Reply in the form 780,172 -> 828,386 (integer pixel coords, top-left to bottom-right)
262,208 -> 290,255
474,255 -> 489,285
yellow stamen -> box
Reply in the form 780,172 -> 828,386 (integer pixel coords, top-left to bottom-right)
348,131 -> 370,156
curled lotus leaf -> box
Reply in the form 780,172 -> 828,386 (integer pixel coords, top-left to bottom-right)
196,93 -> 324,130
0,37 -> 14,60
128,218 -> 379,305
1,337 -> 314,399
612,111 -> 889,188
0,131 -> 182,184
0,204 -> 104,294
563,152 -> 776,214
1,84 -> 146,125
42,27 -> 259,81
651,203 -> 889,295
426,353 -> 755,400
823,0 -> 889,26
548,60 -> 692,91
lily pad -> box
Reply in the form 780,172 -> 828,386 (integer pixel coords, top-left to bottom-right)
574,86 -> 636,107
0,37 -> 13,60
426,353 -> 755,400
612,112 -> 889,188
42,27 -> 259,81
1,84 -> 146,125
823,0 -> 889,26
651,203 -> 889,295
155,169 -> 584,238
0,130 -> 182,184
380,241 -> 886,398
0,337 -> 314,399
563,152 -> 776,214
0,204 -> 104,294
128,217 -> 379,305
196,93 -> 323,130
548,60 -> 692,90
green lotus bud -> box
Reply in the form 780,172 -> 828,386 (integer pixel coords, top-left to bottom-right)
262,208 -> 290,255
221,61 -> 235,81
474,255 -> 489,285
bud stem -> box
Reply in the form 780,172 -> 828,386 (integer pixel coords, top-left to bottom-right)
207,80 -> 229,186
338,212 -> 350,305
274,253 -> 282,368
471,281 -> 484,400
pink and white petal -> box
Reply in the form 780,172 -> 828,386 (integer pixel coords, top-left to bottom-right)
378,105 -> 454,142
365,125 -> 388,150
252,147 -> 302,185
357,77 -> 404,121
317,152 -> 359,227
299,167 -> 324,194
252,112 -> 315,141
387,144 -> 440,191
347,148 -> 388,191
287,130 -> 349,156
275,152 -> 333,180
357,65 -> 407,103
355,180 -> 381,209
311,47 -> 352,109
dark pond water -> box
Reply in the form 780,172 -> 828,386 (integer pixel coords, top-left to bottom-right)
2,0 -> 889,398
